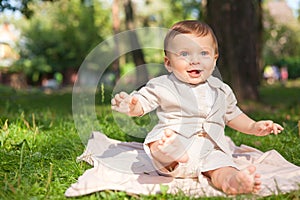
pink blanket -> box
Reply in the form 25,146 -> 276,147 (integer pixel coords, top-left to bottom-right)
65,131 -> 300,197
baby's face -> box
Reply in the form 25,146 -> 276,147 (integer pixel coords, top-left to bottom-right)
164,33 -> 218,85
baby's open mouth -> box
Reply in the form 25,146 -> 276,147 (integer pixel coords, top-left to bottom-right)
187,69 -> 202,78
187,69 -> 201,74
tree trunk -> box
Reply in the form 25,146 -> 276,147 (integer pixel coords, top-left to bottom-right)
124,0 -> 148,88
112,0 -> 121,82
205,0 -> 262,101
5,72 -> 28,90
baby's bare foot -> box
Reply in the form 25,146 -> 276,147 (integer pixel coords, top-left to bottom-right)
222,165 -> 261,195
157,129 -> 189,163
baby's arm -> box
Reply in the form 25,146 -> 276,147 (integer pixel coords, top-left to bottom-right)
227,113 -> 284,136
111,91 -> 144,116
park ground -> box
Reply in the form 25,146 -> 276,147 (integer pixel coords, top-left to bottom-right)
0,79 -> 300,200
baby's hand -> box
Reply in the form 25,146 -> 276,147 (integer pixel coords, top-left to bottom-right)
253,120 -> 284,136
111,92 -> 143,116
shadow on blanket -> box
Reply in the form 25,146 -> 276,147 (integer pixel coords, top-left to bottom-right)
65,131 -> 300,197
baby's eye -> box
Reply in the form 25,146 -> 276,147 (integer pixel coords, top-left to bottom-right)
179,51 -> 189,57
200,51 -> 209,56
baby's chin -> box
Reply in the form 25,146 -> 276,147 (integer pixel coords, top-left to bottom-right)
188,80 -> 206,85
187,77 -> 208,85
173,73 -> 208,85
185,78 -> 207,85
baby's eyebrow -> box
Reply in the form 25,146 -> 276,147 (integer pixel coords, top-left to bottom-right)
169,48 -> 189,54
198,46 -> 213,50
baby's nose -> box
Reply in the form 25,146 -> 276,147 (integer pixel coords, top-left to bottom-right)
189,54 -> 201,65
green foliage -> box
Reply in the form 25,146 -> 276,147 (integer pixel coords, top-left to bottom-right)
150,0 -> 203,28
262,7 -> 300,78
12,0 -> 111,83
274,57 -> 300,79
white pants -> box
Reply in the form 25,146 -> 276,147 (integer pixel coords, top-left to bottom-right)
152,133 -> 237,178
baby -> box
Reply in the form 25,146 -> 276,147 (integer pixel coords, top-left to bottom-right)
111,20 -> 283,195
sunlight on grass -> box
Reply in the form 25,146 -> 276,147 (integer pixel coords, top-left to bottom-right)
0,81 -> 299,199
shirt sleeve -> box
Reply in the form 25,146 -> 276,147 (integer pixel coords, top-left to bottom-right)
131,80 -> 160,115
224,84 -> 243,124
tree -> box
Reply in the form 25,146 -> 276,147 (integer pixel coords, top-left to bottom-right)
0,0 -> 34,18
112,0 -> 121,81
263,5 -> 300,63
14,0 -> 111,84
124,0 -> 148,87
205,0 -> 262,101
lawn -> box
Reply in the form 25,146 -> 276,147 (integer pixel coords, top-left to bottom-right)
0,80 -> 299,200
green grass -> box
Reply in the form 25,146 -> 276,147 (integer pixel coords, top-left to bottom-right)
0,80 -> 299,200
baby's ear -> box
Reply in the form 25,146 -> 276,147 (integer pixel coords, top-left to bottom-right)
213,54 -> 218,66
164,56 -> 172,72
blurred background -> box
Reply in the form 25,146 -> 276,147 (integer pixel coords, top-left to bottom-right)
0,0 -> 299,101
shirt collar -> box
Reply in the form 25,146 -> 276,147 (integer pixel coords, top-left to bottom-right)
206,76 -> 223,88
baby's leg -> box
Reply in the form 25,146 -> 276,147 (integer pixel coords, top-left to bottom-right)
148,129 -> 189,169
204,165 -> 261,195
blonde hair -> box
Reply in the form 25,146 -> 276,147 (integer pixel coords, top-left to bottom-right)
164,20 -> 218,56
